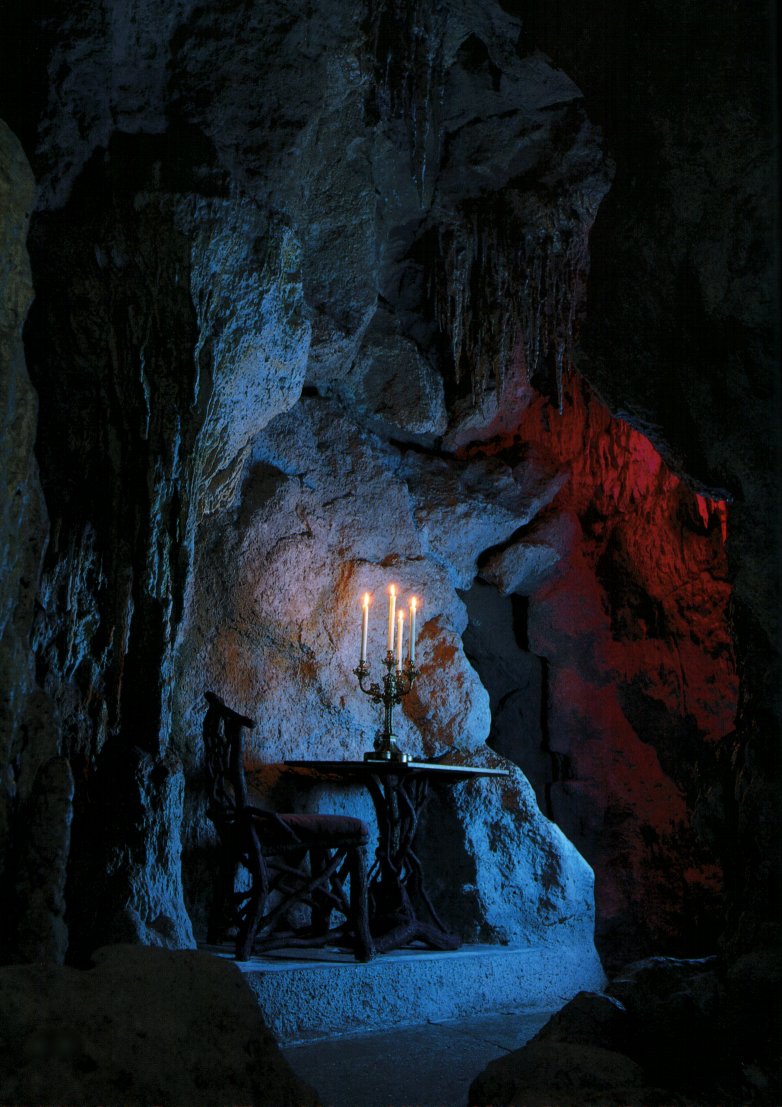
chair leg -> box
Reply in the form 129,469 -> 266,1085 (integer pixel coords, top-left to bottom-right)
236,827 -> 269,961
309,846 -> 334,936
350,844 -> 375,962
207,851 -> 235,945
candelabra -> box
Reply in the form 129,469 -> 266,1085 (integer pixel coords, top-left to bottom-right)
354,652 -> 419,762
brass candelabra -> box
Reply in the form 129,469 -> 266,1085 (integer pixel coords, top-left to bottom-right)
354,652 -> 419,762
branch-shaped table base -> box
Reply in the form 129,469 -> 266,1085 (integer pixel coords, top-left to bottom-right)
284,759 -> 509,953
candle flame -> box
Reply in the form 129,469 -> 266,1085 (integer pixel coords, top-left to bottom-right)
389,583 -> 396,596
362,591 -> 371,607
410,596 -> 417,611
398,609 -> 405,621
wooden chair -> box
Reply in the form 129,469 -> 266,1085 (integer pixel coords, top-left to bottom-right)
203,691 -> 374,962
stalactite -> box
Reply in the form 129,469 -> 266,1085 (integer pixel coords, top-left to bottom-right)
430,194 -> 592,411
365,0 -> 445,200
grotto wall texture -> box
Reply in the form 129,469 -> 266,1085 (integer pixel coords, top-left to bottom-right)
174,392 -> 599,952
463,373 -> 737,968
0,0 -> 777,1020
515,0 -> 780,962
1,0 -> 611,972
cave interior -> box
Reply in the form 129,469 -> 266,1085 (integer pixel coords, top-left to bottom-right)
0,0 -> 779,1104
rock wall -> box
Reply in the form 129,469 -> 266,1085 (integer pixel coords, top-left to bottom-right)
0,0 -> 773,982
0,0 -> 610,973
462,374 -> 737,968
174,394 -> 599,956
0,121 -> 63,961
515,0 -> 780,960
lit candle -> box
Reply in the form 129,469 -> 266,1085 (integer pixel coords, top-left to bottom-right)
387,584 -> 396,654
360,592 -> 370,663
409,596 -> 417,664
396,608 -> 405,669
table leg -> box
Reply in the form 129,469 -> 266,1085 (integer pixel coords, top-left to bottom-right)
364,772 -> 461,953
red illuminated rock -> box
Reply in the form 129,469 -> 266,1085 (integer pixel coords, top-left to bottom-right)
465,373 -> 737,965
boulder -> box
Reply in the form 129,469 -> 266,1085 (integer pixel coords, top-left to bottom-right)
467,966 -> 743,1107
468,1041 -> 650,1107
606,955 -> 725,1086
0,944 -> 318,1107
531,989 -> 631,1052
420,748 -> 601,952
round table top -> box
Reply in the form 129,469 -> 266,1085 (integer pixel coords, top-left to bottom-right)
284,759 -> 510,782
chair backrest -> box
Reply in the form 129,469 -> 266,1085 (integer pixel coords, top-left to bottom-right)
203,691 -> 256,827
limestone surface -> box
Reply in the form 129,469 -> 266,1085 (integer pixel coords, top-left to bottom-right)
0,0 -> 768,1007
175,395 -> 600,956
4,0 -> 612,964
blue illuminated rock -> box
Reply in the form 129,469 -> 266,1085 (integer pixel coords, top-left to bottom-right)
177,395 -> 603,967
190,205 -> 312,513
340,309 -> 448,439
478,514 -> 572,596
402,451 -> 566,589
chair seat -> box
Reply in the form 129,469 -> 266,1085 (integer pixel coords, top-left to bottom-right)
245,807 -> 370,847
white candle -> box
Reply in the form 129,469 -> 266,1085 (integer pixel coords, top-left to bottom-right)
409,596 -> 417,664
387,584 -> 396,654
396,609 -> 405,669
360,592 -> 370,663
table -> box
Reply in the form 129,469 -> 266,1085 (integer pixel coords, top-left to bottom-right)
284,759 -> 509,953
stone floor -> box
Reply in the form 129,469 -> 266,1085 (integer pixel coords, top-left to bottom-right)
281,1009 -> 553,1107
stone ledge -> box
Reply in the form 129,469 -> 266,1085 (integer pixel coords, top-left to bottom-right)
203,942 -> 606,1044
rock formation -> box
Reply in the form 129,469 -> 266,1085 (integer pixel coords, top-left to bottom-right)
464,373 -> 737,967
0,944 -> 317,1106
1,0 -> 615,971
516,0 -> 779,966
469,949 -> 782,1105
0,0 -> 777,1098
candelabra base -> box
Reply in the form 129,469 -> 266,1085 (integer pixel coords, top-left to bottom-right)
364,733 -> 410,763
364,749 -> 411,763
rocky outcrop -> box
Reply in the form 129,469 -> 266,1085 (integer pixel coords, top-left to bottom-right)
459,374 -> 737,967
0,0 -> 774,1009
23,140 -> 205,957
1,0 -> 612,966
469,953 -> 782,1106
0,944 -> 318,1106
174,395 -> 602,966
519,0 -> 780,964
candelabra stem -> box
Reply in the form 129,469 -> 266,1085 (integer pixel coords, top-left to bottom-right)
354,652 -> 419,762
383,692 -> 393,745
